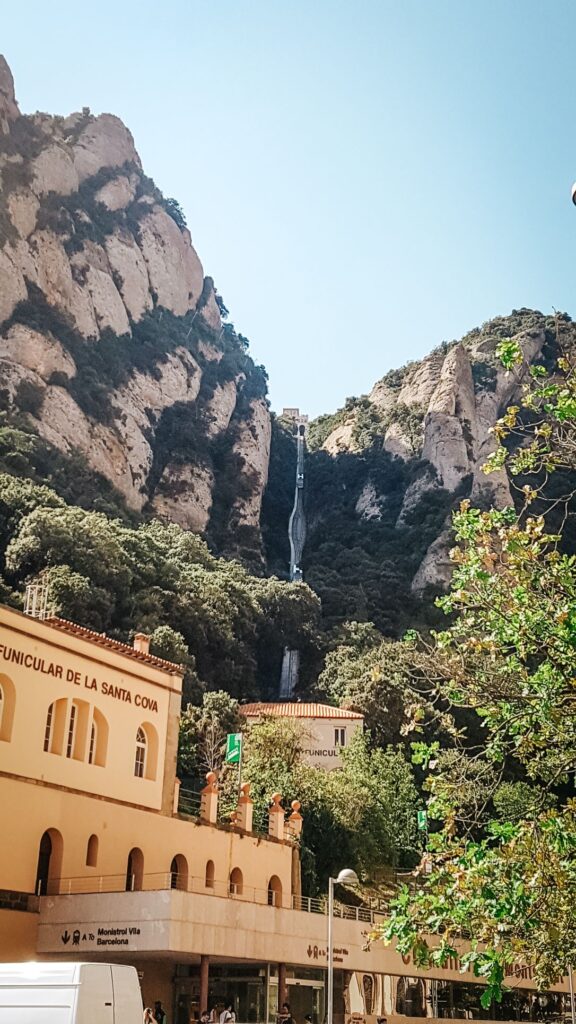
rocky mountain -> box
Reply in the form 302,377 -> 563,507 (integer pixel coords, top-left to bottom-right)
296,309 -> 576,636
2,55 -> 574,642
0,56 -> 270,567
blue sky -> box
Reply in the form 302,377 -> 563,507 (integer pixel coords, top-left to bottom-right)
3,1 -> 576,416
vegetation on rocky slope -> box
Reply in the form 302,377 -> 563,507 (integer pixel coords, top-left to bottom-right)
0,471 -> 320,704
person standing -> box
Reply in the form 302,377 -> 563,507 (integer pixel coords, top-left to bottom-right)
154,1000 -> 168,1024
279,1003 -> 294,1024
220,1003 -> 236,1024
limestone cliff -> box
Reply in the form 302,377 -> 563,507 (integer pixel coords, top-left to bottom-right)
0,57 -> 270,564
302,309 -> 573,630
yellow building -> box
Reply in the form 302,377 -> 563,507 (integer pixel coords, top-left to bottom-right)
0,604 -> 570,1024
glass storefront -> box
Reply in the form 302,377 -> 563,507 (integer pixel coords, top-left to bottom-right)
173,964 -> 325,1024
337,971 -> 570,1024
173,964 -> 568,1024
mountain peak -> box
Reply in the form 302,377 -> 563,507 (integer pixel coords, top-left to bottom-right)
0,56 -> 19,132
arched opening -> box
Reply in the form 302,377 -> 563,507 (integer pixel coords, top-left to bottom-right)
267,874 -> 283,908
35,828 -> 64,896
229,867 -> 243,896
205,859 -> 215,889
170,854 -> 188,891
0,674 -> 15,742
43,698 -> 67,755
134,727 -> 146,777
86,834 -> 99,868
65,702 -> 78,758
125,847 -> 144,891
88,709 -> 108,767
134,722 -> 159,780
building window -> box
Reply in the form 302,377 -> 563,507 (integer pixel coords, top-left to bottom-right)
134,727 -> 147,778
133,723 -> 158,780
229,867 -> 243,896
334,728 -> 346,747
88,721 -> 96,764
44,702 -> 54,753
43,698 -> 68,755
89,708 -> 108,767
65,703 -> 77,758
86,834 -> 98,868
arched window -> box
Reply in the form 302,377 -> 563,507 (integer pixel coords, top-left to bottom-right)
86,834 -> 99,868
65,702 -> 77,758
267,874 -> 283,908
44,698 -> 90,759
170,854 -> 188,891
134,728 -> 147,778
35,828 -> 63,896
44,702 -> 54,752
134,723 -> 158,780
87,708 -> 108,767
88,721 -> 97,764
205,859 -> 215,890
125,847 -> 144,891
43,698 -> 67,755
229,867 -> 243,896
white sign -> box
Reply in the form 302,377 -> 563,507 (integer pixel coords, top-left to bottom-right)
37,893 -> 172,954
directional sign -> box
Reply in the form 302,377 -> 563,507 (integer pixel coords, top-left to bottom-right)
225,732 -> 242,765
417,809 -> 428,832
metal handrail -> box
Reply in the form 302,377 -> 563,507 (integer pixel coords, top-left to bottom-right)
46,872 -> 381,922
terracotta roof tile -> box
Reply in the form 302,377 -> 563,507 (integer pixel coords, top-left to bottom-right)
45,616 -> 183,673
240,702 -> 364,720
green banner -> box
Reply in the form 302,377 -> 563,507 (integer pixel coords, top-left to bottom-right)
417,809 -> 428,831
225,732 -> 242,764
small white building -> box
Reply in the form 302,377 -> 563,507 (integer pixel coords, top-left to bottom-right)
240,702 -> 364,771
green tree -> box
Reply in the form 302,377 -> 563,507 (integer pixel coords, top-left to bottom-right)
317,622 -> 453,748
234,717 -> 421,894
383,344 -> 576,997
178,690 -> 242,781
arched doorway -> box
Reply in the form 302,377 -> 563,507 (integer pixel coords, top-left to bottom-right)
267,874 -> 283,907
170,854 -> 188,890
229,866 -> 243,896
35,828 -> 63,895
125,847 -> 144,891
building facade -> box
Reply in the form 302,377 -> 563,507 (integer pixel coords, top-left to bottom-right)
0,604 -> 570,1024
240,703 -> 364,771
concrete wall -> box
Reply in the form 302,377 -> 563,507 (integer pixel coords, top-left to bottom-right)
300,717 -> 363,770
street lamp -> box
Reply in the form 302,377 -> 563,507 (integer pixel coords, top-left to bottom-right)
327,869 -> 359,1024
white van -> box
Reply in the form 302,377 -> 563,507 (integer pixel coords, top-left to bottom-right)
0,961 -> 143,1023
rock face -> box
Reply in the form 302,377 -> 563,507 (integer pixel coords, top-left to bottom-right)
0,56 -> 19,133
312,311 -> 552,596
0,57 -> 271,564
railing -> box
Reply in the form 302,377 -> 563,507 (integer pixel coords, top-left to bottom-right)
178,788 -> 202,817
45,872 -> 384,923
177,788 -> 300,843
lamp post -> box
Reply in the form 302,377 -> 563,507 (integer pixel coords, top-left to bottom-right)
327,868 -> 359,1024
